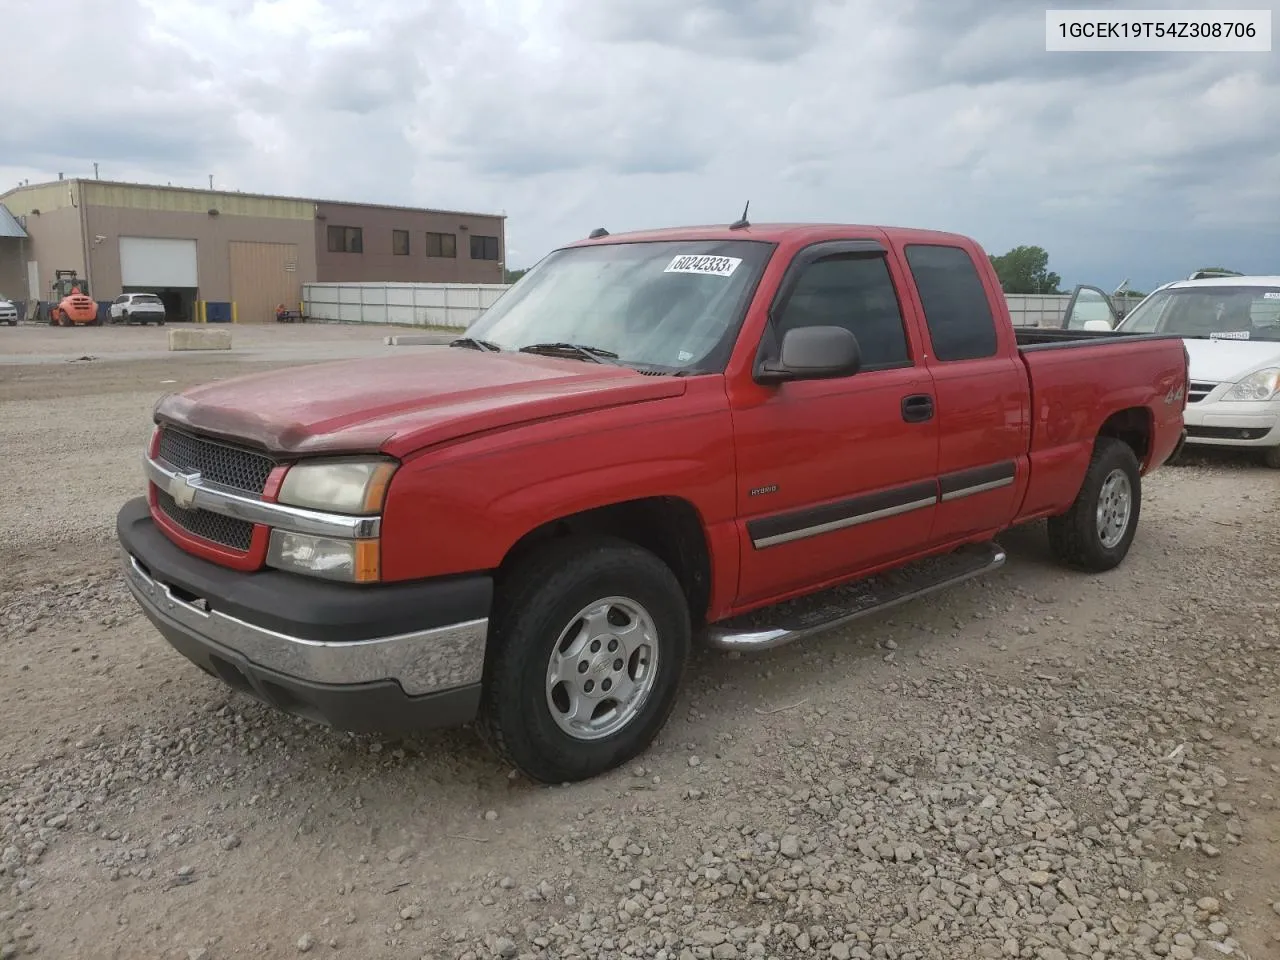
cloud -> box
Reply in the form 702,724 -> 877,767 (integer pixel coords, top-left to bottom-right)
1,0 -> 1276,289
570,0 -> 844,62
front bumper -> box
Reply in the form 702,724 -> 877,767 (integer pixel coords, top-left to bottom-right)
117,497 -> 492,733
1184,397 -> 1280,449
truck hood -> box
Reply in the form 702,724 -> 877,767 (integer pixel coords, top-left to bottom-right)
154,347 -> 687,457
1183,338 -> 1280,383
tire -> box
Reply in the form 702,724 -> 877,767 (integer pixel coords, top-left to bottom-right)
477,536 -> 691,784
1262,446 -> 1280,470
1047,436 -> 1142,573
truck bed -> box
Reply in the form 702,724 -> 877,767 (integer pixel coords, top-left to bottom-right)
1012,327 -> 1188,523
1014,327 -> 1183,350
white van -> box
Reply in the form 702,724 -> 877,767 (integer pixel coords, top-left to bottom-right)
1080,275 -> 1280,468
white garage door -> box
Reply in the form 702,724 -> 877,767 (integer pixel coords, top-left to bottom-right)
119,237 -> 198,287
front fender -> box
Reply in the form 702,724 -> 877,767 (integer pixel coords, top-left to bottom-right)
377,387 -> 739,584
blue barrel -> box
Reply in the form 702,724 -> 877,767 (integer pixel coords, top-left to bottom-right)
206,301 -> 232,323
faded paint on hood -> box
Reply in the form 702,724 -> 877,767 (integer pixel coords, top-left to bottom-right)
154,347 -> 687,457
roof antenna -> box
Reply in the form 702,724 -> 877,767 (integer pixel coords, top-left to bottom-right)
588,227 -> 609,239
729,201 -> 750,230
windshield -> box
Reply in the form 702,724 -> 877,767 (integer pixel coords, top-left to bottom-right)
1120,285 -> 1280,341
463,238 -> 775,372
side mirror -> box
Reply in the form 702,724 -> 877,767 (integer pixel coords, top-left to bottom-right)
1082,319 -> 1114,332
757,325 -> 861,384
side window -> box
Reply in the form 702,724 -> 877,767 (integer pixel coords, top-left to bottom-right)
773,254 -> 911,370
1064,287 -> 1115,329
904,244 -> 998,361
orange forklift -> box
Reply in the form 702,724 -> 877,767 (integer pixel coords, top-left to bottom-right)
45,270 -> 100,326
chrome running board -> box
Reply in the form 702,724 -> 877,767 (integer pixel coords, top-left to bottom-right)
705,542 -> 1006,652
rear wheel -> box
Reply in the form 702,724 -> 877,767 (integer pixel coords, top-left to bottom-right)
477,536 -> 691,783
1262,446 -> 1280,470
1047,436 -> 1142,572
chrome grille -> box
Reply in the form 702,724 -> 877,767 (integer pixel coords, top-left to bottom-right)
1188,381 -> 1217,404
157,427 -> 276,493
155,488 -> 254,552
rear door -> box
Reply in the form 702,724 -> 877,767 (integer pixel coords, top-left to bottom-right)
897,242 -> 1031,545
731,240 -> 939,604
1061,284 -> 1120,330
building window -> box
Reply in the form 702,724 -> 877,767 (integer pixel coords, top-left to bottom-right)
425,232 -> 457,258
392,229 -> 410,256
327,225 -> 363,254
470,234 -> 500,261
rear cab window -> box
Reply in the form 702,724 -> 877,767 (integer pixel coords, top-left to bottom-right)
903,244 -> 999,361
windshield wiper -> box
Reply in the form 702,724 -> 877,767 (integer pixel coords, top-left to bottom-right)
449,337 -> 502,352
518,342 -> 620,364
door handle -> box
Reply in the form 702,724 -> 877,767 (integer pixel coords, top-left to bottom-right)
901,394 -> 934,423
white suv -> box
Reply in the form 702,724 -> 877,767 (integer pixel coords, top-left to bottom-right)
0,295 -> 17,326
109,293 -> 167,325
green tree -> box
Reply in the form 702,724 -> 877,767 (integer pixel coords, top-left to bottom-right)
503,267 -> 529,284
989,246 -> 1062,295
1193,266 -> 1242,276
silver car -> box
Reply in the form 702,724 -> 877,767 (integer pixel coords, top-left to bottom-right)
0,296 -> 18,326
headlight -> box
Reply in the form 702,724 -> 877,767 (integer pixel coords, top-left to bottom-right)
268,530 -> 380,583
1221,367 -> 1280,402
277,458 -> 396,514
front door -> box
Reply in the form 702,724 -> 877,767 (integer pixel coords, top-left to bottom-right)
731,243 -> 939,606
1061,284 -> 1120,330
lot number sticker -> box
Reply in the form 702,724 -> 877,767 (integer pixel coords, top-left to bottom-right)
1210,330 -> 1250,340
1264,292 -> 1280,299
664,254 -> 742,277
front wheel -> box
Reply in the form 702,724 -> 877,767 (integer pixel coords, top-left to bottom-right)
478,536 -> 691,783
1047,437 -> 1142,572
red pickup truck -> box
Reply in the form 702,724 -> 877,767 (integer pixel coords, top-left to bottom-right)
116,221 -> 1189,783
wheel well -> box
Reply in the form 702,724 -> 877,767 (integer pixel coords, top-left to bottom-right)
498,498 -> 713,626
1097,407 -> 1152,465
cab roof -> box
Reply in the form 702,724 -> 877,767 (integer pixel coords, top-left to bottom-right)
562,222 -> 981,250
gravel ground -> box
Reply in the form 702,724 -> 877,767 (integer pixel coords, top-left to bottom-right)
1,335 -> 1278,960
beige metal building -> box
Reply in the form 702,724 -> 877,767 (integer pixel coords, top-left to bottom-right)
0,178 -> 505,323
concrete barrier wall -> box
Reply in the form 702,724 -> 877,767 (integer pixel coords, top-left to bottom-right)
303,282 -> 510,329
303,283 -> 1129,331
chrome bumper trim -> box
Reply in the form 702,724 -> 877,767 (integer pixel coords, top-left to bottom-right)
123,554 -> 487,696
145,454 -> 381,539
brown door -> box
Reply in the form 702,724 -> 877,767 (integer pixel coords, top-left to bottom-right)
228,241 -> 300,323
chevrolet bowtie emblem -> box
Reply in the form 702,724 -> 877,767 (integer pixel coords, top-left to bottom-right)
168,471 -> 202,509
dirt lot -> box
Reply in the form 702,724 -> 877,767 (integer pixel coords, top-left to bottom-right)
1,325 -> 1278,960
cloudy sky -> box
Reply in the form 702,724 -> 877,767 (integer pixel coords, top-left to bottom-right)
3,0 -> 1277,290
